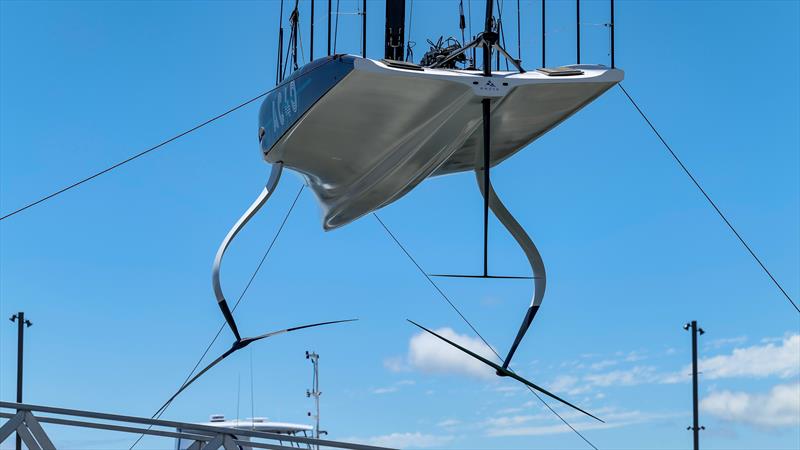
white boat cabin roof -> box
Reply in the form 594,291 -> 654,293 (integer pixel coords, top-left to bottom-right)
182,414 -> 313,434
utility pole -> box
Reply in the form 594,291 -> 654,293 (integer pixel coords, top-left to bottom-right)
306,351 -> 323,448
9,312 -> 33,450
684,320 -> 705,450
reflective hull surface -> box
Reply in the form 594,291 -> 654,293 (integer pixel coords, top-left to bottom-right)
259,56 -> 623,230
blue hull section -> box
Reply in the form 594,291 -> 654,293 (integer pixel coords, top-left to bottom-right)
258,56 -> 355,159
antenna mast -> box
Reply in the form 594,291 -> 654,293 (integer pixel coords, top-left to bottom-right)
306,351 -> 322,443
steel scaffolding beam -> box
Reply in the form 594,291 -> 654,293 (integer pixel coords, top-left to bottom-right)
0,402 -> 394,450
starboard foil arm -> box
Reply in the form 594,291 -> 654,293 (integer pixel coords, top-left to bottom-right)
212,163 -> 284,341
475,168 -> 546,370
407,319 -> 602,423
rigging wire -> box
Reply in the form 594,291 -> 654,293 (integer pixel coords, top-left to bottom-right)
129,184 -> 306,449
282,7 -> 299,81
1,54 -> 342,224
277,0 -> 286,83
250,347 -> 256,430
0,92 -> 269,222
516,0 -> 521,60
358,0 -> 364,57
372,213 -> 600,450
333,0 -> 341,53
496,0 -> 509,70
297,9 -> 307,67
405,0 -> 415,62
618,84 -> 798,314
236,374 -> 241,424
459,0 -> 466,48
467,0 -> 473,41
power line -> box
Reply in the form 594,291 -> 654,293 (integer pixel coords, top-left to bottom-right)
0,92 -> 269,222
618,84 -> 798,314
372,213 -> 600,450
129,184 -> 305,449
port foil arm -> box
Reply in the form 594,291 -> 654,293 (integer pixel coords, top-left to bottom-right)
212,163 -> 284,341
475,167 -> 546,370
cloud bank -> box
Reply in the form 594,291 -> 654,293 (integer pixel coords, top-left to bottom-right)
701,382 -> 800,428
388,327 -> 497,379
698,334 -> 799,380
345,432 -> 453,448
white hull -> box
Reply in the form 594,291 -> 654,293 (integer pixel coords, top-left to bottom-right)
263,57 -> 623,229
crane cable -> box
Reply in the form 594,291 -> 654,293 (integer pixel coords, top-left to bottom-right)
619,84 -> 798,314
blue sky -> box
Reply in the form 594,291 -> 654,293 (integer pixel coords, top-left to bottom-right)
1,1 -> 798,449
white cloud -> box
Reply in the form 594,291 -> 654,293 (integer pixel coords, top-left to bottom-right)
624,351 -> 647,362
371,386 -> 398,394
585,365 -> 663,387
497,406 -> 524,414
483,409 -> 681,437
701,382 -> 800,428
704,335 -> 747,350
405,327 -> 497,379
590,359 -> 619,370
548,374 -> 590,396
697,335 -> 799,380
383,356 -> 409,372
550,375 -> 579,392
436,419 -> 461,428
371,379 -> 416,394
346,432 -> 453,448
577,334 -> 800,388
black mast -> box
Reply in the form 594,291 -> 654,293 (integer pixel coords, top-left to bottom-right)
277,0 -> 285,84
541,0 -> 545,67
384,0 -> 406,60
310,0 -> 315,60
576,0 -> 580,64
291,1 -> 300,71
610,0 -> 615,68
362,0 -> 367,57
482,0 -> 494,276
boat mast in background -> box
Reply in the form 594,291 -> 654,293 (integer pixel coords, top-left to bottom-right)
306,351 -> 323,444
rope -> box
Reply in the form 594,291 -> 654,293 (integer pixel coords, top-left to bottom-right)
516,0 -> 521,60
405,0 -> 414,62
497,0 -> 509,70
373,213 -> 600,450
129,184 -> 305,449
0,92 -> 269,222
0,54 -> 343,224
333,0 -> 341,53
250,348 -> 255,430
618,84 -> 798,314
468,0 -> 473,41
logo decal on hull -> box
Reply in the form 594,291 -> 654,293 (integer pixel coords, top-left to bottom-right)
272,80 -> 299,133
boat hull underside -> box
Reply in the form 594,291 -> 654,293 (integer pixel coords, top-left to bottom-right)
264,59 -> 622,230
